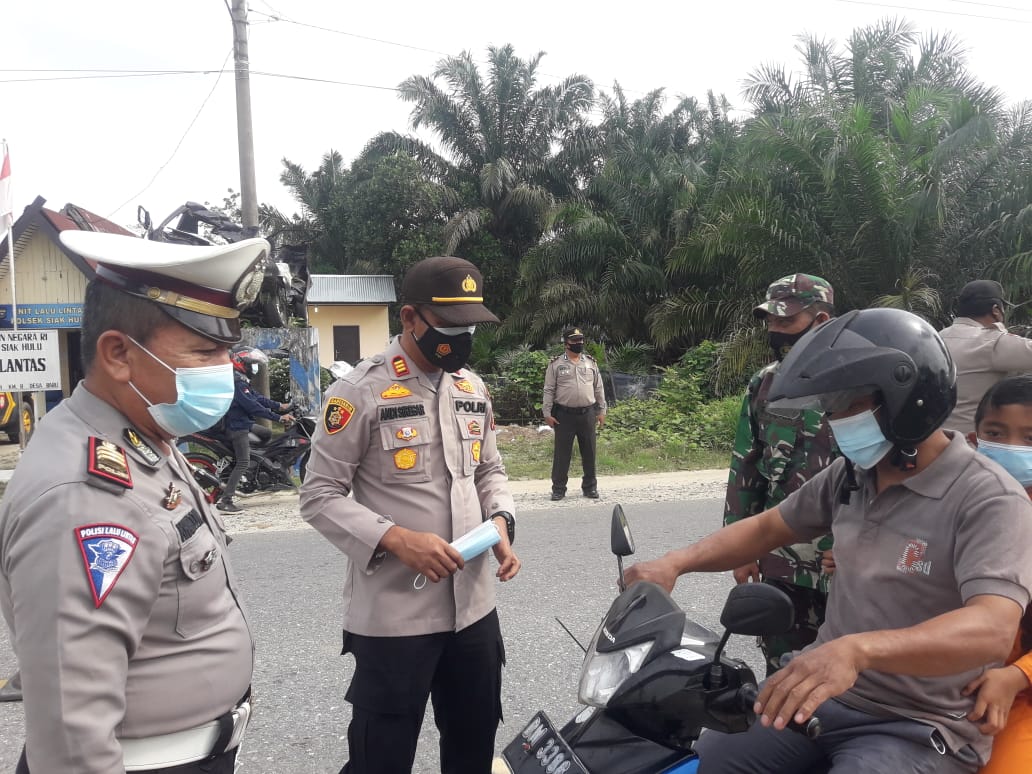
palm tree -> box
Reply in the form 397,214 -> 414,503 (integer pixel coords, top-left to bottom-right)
366,45 -> 596,309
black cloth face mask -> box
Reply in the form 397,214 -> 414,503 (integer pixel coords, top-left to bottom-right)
567,342 -> 585,354
768,325 -> 813,362
413,310 -> 474,372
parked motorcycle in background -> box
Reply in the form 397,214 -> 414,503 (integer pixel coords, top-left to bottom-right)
495,505 -> 818,774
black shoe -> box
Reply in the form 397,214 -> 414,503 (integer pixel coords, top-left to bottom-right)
217,499 -> 243,513
583,490 -> 599,499
550,491 -> 565,501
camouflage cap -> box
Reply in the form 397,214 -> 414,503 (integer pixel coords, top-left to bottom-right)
753,273 -> 834,319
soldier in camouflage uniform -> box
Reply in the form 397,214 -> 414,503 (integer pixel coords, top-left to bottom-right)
724,273 -> 838,676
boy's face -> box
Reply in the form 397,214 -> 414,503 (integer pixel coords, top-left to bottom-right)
970,403 -> 1032,448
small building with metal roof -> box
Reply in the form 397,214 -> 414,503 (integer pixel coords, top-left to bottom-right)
305,274 -> 396,367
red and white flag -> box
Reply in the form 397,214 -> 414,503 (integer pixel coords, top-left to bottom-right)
0,144 -> 12,233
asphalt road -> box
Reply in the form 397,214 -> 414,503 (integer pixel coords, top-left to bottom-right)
0,497 -> 765,773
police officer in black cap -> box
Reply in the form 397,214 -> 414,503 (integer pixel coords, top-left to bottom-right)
542,326 -> 607,500
940,279 -> 1032,434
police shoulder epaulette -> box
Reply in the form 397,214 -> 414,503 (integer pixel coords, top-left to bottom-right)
86,437 -> 133,493
549,354 -> 563,362
343,355 -> 383,385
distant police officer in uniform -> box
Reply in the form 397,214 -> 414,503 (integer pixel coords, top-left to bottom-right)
0,230 -> 262,773
300,256 -> 521,774
542,327 -> 606,501
940,279 -> 1032,435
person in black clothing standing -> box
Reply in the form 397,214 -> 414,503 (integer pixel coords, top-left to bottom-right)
217,348 -> 293,512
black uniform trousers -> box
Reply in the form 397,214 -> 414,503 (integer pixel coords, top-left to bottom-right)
340,608 -> 505,774
550,406 -> 598,495
16,747 -> 238,773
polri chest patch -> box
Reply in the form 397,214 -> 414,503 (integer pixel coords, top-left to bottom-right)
87,437 -> 133,489
75,523 -> 140,608
454,379 -> 476,394
325,397 -> 356,434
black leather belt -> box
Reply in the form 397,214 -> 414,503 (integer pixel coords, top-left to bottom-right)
554,404 -> 593,415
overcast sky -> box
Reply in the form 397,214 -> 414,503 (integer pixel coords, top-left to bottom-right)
4,0 -> 1032,232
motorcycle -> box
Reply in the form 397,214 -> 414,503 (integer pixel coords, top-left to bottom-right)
496,505 -> 819,774
178,404 -> 317,503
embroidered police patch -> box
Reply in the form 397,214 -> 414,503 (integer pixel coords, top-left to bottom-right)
467,420 -> 482,436
325,397 -> 356,434
471,440 -> 482,463
395,426 -> 419,442
394,448 -> 417,470
381,383 -> 413,399
391,356 -> 410,377
454,379 -> 475,394
87,437 -> 133,489
75,523 -> 139,607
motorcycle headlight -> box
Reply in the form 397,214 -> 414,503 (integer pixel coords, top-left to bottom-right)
577,634 -> 654,707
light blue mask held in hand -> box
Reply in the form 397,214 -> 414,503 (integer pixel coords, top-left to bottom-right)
414,521 -> 501,590
977,440 -> 1032,486
827,407 -> 895,470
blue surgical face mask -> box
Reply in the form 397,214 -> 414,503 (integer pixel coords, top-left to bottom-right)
827,407 -> 894,470
977,440 -> 1032,486
413,521 -> 501,590
127,337 -> 234,437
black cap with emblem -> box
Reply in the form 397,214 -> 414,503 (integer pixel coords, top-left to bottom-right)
401,256 -> 499,326
58,231 -> 270,344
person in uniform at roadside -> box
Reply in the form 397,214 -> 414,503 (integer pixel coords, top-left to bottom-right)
542,326 -> 606,501
0,230 -> 262,773
725,273 -> 837,675
940,279 -> 1032,435
300,256 -> 521,774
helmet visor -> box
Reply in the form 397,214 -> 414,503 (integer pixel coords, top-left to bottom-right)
769,387 -> 876,416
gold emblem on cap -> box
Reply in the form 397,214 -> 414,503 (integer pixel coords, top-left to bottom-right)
461,274 -> 477,293
394,448 -> 417,470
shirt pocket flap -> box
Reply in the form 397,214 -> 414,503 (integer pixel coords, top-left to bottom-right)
378,416 -> 432,450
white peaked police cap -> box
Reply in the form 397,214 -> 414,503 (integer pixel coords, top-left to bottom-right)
59,230 -> 270,344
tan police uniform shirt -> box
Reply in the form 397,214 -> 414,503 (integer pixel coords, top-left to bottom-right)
940,316 -> 1032,434
0,384 -> 253,774
299,337 -> 515,637
542,353 -> 607,418
779,433 -> 1032,763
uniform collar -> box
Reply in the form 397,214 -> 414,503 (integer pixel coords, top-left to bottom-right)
385,335 -> 446,393
954,316 -> 1004,331
68,384 -> 169,469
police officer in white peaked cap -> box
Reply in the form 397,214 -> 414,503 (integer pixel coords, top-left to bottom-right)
1,229 -> 267,773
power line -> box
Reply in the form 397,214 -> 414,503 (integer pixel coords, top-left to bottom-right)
107,50 -> 234,219
834,0 -> 1032,24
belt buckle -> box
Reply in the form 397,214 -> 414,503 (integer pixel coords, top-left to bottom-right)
227,701 -> 251,752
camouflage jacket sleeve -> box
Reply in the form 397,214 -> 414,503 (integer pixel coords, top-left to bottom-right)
724,371 -> 767,526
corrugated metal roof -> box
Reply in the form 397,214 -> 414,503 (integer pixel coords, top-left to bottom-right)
307,274 -> 396,304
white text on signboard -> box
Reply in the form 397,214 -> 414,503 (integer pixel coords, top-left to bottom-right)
0,331 -> 63,392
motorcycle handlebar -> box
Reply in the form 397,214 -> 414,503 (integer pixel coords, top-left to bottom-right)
737,684 -> 822,739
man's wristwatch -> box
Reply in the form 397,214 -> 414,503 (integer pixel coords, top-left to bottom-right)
487,510 -> 515,544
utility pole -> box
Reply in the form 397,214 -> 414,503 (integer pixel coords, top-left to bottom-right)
230,0 -> 259,237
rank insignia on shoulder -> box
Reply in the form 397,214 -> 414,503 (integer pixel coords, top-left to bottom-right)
395,426 -> 419,442
391,356 -> 410,377
325,397 -> 356,434
394,448 -> 417,470
75,523 -> 139,608
123,428 -> 161,466
87,437 -> 133,489
381,383 -> 413,399
471,440 -> 482,463
467,419 -> 482,435
454,379 -> 475,394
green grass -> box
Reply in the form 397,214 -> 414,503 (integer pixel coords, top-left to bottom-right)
498,430 -> 729,480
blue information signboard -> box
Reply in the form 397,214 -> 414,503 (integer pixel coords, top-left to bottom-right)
0,303 -> 83,329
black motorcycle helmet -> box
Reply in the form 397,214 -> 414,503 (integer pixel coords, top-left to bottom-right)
768,308 -> 957,448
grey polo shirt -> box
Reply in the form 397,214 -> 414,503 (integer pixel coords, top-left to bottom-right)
778,433 -> 1032,762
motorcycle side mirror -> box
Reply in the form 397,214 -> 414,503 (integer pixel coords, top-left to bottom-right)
719,582 -> 795,636
137,205 -> 152,232
610,504 -> 635,557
